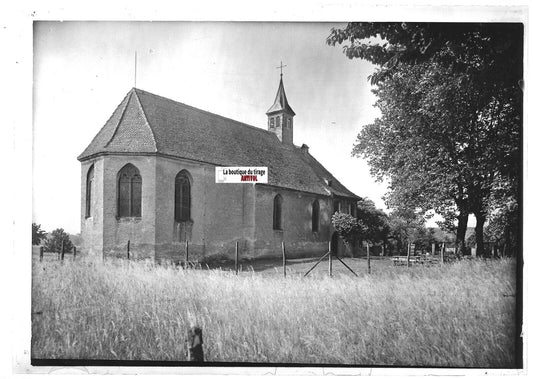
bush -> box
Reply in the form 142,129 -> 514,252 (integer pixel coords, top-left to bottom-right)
331,212 -> 362,246
44,228 -> 74,254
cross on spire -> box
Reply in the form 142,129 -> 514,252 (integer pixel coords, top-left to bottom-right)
276,61 -> 287,76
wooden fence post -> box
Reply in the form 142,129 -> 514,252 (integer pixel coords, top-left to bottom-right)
235,241 -> 239,275
366,243 -> 371,274
39,246 -> 44,262
186,240 -> 189,267
303,250 -> 330,278
406,242 -> 411,268
281,241 -> 286,278
60,240 -> 65,261
186,326 -> 204,362
440,243 -> 445,264
431,243 -> 436,256
127,240 -> 130,260
73,246 -> 76,260
328,241 -> 332,277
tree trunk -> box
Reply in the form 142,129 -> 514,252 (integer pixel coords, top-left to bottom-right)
503,223 -> 511,257
397,238 -> 403,256
474,211 -> 486,257
455,209 -> 469,256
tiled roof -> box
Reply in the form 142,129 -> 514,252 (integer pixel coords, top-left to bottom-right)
78,88 -> 360,199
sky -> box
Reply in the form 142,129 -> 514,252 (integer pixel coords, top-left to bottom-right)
33,21 -> 387,234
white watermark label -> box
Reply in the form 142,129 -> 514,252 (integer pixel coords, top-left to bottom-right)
216,167 -> 268,183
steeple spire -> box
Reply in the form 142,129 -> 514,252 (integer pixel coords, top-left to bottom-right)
266,65 -> 295,145
266,75 -> 295,116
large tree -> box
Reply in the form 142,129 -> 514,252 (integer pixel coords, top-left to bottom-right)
354,61 -> 477,254
327,23 -> 522,257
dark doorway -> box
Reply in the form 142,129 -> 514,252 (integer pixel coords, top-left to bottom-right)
331,232 -> 339,256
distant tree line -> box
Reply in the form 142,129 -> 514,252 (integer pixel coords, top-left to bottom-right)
32,222 -> 76,255
328,23 -> 522,257
333,198 -> 443,256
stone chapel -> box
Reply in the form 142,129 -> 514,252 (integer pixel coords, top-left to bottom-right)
78,74 -> 361,261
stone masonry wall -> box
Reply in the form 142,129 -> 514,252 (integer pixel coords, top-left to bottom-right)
80,158 -> 104,257
253,185 -> 332,258
81,154 -> 358,261
101,155 -> 157,259
153,157 -> 256,263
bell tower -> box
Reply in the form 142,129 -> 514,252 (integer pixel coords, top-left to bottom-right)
266,62 -> 295,145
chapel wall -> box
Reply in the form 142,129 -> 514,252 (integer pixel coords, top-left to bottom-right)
100,155 -> 157,259
203,181 -> 256,259
152,157 -> 207,263
80,154 -> 357,262
80,158 -> 104,257
252,186 -> 332,258
152,157 -> 256,263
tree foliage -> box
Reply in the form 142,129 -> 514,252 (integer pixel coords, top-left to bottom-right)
331,211 -> 360,246
44,228 -> 74,254
327,23 -> 522,257
32,223 -> 47,246
356,198 -> 390,244
331,198 -> 390,247
327,22 -> 522,90
386,209 -> 427,254
332,200 -> 452,255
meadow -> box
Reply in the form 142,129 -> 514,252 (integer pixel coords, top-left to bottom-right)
31,255 -> 518,367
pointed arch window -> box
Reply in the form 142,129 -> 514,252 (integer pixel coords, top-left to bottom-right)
273,194 -> 282,230
86,165 -> 94,218
312,200 -> 319,232
275,116 -> 280,127
175,170 -> 191,222
118,164 -> 142,218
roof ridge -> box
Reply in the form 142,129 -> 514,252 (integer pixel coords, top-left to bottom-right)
132,89 -> 158,151
104,90 -> 133,148
79,87 -> 361,200
78,91 -> 132,159
297,147 -> 360,199
133,87 -> 277,139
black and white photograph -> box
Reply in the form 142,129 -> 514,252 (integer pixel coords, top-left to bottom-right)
3,1 -> 529,375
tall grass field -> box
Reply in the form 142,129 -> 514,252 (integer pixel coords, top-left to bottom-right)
31,256 -> 518,367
